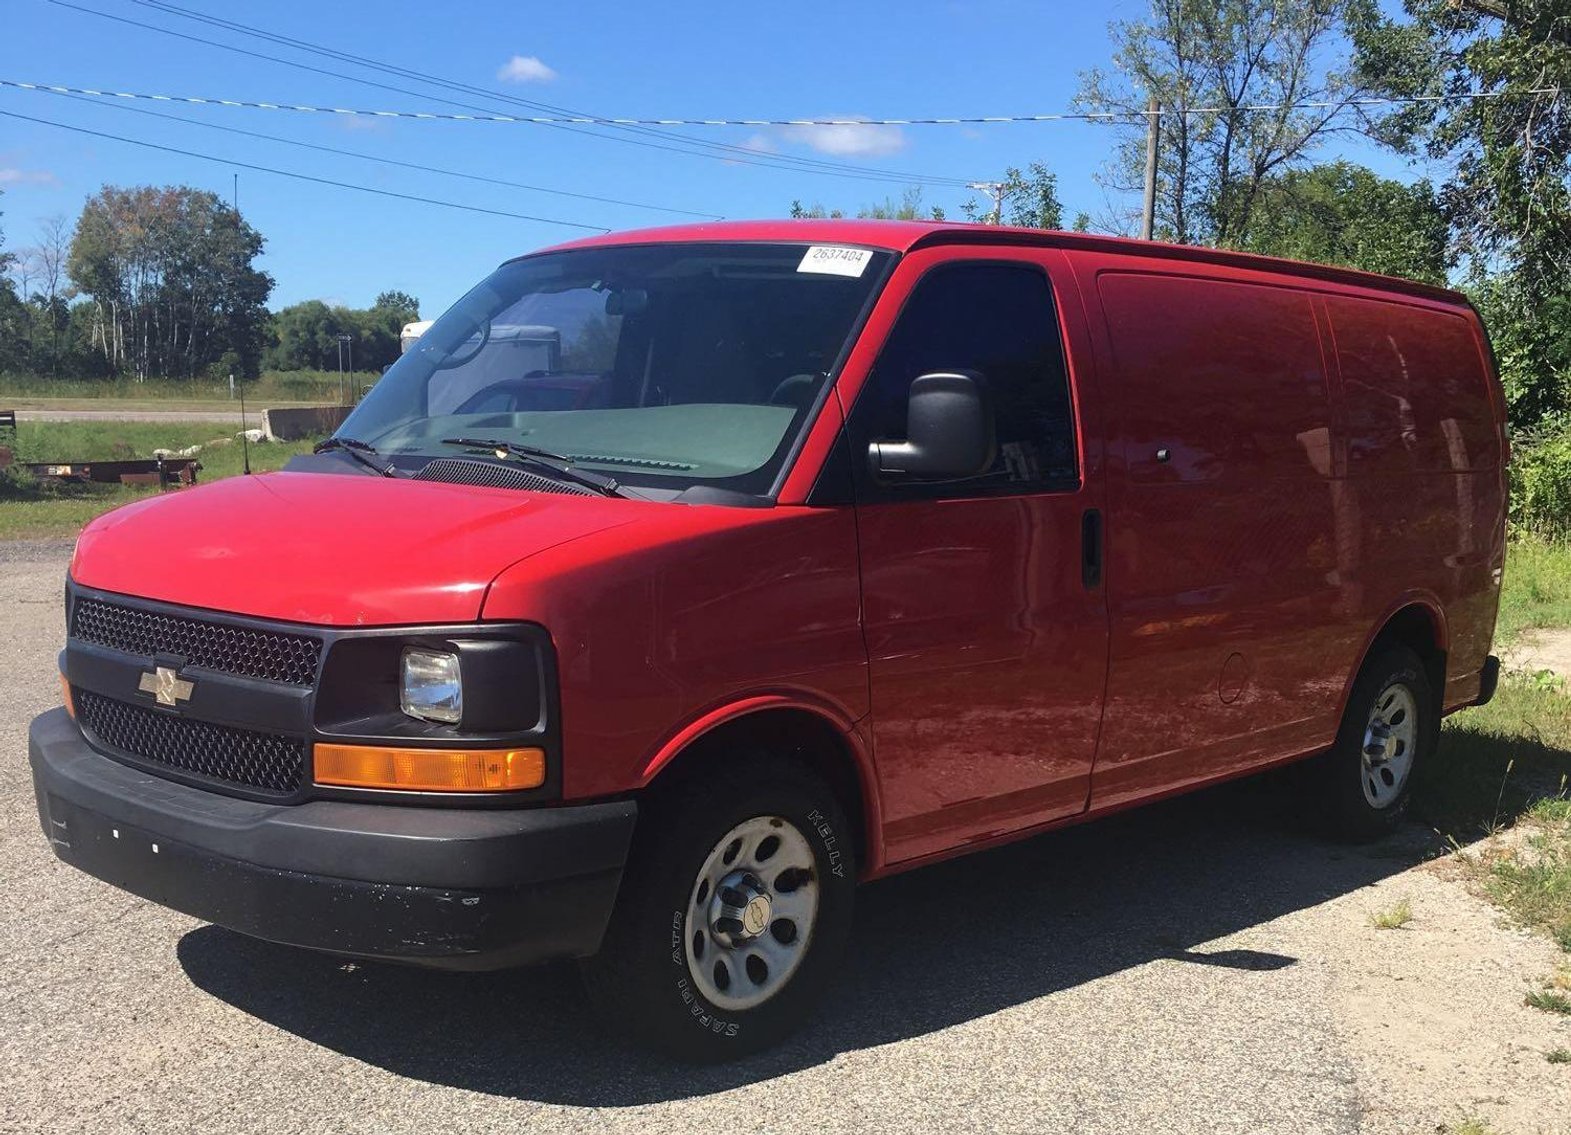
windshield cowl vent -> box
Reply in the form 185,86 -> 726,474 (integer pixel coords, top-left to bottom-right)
413,457 -> 598,497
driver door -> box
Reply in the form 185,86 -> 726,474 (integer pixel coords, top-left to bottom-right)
844,249 -> 1110,866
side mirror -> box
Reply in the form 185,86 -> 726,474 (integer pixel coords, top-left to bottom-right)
869,371 -> 996,481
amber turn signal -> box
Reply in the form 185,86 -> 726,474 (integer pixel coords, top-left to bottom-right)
313,743 -> 546,792
60,674 -> 76,720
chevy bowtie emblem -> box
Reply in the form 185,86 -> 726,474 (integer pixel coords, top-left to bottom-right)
138,665 -> 194,708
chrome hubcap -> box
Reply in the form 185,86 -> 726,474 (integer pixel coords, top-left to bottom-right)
1362,681 -> 1417,809
685,816 -> 818,1012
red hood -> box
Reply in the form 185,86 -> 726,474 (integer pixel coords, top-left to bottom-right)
71,471 -> 644,625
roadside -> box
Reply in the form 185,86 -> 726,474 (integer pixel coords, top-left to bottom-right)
0,420 -> 315,539
14,404 -> 324,422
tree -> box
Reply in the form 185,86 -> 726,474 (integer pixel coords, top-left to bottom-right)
67,185 -> 273,379
789,200 -> 845,219
1354,2 -> 1571,426
788,187 -> 944,221
1075,0 -> 1375,245
267,294 -> 420,373
961,164 -> 1065,228
374,290 -> 420,320
24,215 -> 74,376
1240,161 -> 1450,283
1354,0 -> 1571,290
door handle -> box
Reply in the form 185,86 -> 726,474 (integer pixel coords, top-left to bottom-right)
1081,508 -> 1103,589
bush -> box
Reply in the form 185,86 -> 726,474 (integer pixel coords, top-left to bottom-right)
1511,420 -> 1571,541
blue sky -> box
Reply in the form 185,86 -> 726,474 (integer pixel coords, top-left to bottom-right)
1,0 -> 1419,316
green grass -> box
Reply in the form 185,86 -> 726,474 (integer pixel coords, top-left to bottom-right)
1445,1120 -> 1496,1135
1420,679 -> 1571,838
1500,534 -> 1571,644
1370,897 -> 1414,929
1526,987 -> 1571,1014
1547,1046 -> 1571,1063
0,370 -> 378,405
0,421 -> 315,539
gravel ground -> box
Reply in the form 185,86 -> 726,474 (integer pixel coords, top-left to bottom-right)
3,544 -> 1569,1134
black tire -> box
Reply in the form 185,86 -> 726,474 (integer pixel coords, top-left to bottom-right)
580,751 -> 856,1061
1305,643 -> 1436,839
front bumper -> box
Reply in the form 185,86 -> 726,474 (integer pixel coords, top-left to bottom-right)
29,708 -> 636,970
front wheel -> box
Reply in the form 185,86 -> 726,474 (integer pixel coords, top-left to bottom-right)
580,755 -> 856,1061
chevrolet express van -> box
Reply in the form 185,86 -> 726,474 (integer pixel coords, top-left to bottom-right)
30,221 -> 1506,1060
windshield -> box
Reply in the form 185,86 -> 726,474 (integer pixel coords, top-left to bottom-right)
336,241 -> 893,497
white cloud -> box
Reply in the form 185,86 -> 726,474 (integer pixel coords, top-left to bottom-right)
497,55 -> 558,84
783,118 -> 906,157
739,133 -> 776,154
0,167 -> 58,186
336,115 -> 390,133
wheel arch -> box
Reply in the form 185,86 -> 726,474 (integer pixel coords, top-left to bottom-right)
1340,595 -> 1449,720
638,697 -> 882,876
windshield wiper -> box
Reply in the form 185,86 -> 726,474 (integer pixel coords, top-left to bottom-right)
440,437 -> 623,497
314,436 -> 397,478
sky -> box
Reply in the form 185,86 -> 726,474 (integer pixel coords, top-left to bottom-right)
0,0 -> 1422,317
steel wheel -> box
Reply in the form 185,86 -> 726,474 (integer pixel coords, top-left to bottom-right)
684,815 -> 819,1012
1361,680 -> 1417,809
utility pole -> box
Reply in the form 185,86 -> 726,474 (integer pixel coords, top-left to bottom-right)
967,181 -> 1007,225
336,333 -> 353,406
1141,95 -> 1160,241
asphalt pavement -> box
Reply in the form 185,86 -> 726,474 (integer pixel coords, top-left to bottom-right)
2,538 -> 1560,1134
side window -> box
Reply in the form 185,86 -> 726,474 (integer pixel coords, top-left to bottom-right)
863,262 -> 1077,492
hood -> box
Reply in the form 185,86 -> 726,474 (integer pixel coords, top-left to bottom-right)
71,470 -> 644,626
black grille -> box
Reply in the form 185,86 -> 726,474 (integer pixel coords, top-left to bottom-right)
72,597 -> 322,687
414,457 -> 595,496
75,689 -> 307,795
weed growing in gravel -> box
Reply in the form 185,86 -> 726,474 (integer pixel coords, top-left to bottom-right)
1447,1117 -> 1496,1135
1547,1047 -> 1571,1063
1370,898 -> 1414,929
1525,987 -> 1571,1014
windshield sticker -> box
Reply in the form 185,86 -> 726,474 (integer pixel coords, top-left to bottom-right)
797,246 -> 874,278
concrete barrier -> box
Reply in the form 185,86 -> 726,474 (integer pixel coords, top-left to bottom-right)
262,405 -> 353,441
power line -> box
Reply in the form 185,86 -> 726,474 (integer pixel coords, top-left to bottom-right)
47,0 -> 974,188
121,0 -> 979,186
0,105 -> 611,231
11,74 -> 1564,132
14,83 -> 724,220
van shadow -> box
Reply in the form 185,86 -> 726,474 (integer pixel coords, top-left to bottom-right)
176,773 -> 1459,1106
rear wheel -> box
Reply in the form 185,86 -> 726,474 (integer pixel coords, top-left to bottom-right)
580,753 -> 855,1061
1307,644 -> 1436,838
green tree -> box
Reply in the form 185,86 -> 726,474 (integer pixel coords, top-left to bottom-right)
1354,1 -> 1571,425
268,293 -> 420,374
67,185 -> 273,379
1354,0 -> 1571,289
1240,161 -> 1450,283
962,163 -> 1065,228
374,290 -> 420,320
788,187 -> 945,221
1075,0 -> 1375,244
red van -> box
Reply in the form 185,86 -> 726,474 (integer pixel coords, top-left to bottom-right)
30,221 -> 1505,1059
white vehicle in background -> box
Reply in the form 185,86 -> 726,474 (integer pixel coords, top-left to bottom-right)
400,319 -> 434,354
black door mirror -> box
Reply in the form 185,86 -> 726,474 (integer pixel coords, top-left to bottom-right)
869,371 -> 996,481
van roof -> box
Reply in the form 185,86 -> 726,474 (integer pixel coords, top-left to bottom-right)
537,219 -> 1466,307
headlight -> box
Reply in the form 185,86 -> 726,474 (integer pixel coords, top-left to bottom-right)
401,647 -> 462,724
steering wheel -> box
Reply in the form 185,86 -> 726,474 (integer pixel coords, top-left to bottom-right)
426,319 -> 491,369
769,373 -> 821,408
